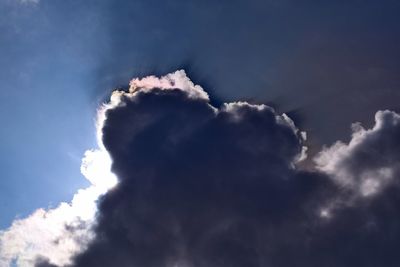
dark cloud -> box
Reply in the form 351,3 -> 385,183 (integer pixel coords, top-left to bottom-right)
69,82 -> 335,267
92,0 -> 400,148
36,73 -> 400,267
35,257 -> 59,267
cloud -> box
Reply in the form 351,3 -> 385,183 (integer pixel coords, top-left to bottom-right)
17,0 -> 40,5
0,136 -> 117,266
3,70 -> 400,267
67,71 -> 400,267
129,70 -> 209,101
316,110 -> 400,198
67,70 -> 332,267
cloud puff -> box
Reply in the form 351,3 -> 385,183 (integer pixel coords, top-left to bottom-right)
129,70 -> 209,101
0,141 -> 117,266
316,110 -> 400,198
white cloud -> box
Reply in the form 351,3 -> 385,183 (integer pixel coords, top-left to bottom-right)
105,70 -> 211,123
313,110 -> 400,219
315,110 -> 400,198
129,69 -> 209,101
0,122 -> 117,267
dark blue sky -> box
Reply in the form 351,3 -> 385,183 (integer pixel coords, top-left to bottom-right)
1,0 -> 400,229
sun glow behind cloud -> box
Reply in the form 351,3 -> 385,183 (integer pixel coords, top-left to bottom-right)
4,70 -> 400,267
0,70 -> 207,267
0,110 -> 117,267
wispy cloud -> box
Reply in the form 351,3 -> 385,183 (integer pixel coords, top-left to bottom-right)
18,0 -> 40,5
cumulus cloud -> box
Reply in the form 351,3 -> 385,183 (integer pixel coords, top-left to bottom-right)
129,70 -> 209,101
3,70 -> 400,267
316,110 -> 400,198
68,71 -> 400,267
65,70 -> 332,267
0,134 -> 117,266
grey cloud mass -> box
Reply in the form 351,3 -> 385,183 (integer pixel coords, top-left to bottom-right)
36,71 -> 400,267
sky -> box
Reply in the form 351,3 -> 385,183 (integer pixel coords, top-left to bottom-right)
1,0 -> 400,266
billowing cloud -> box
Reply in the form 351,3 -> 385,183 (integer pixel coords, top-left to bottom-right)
68,71 -> 400,267
316,110 -> 400,198
0,138 -> 117,266
129,70 -> 209,101
65,70 -> 333,267
3,70 -> 400,267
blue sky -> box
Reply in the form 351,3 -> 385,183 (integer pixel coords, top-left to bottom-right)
2,1 -> 400,266
0,0 -> 107,228
1,0 -> 400,229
